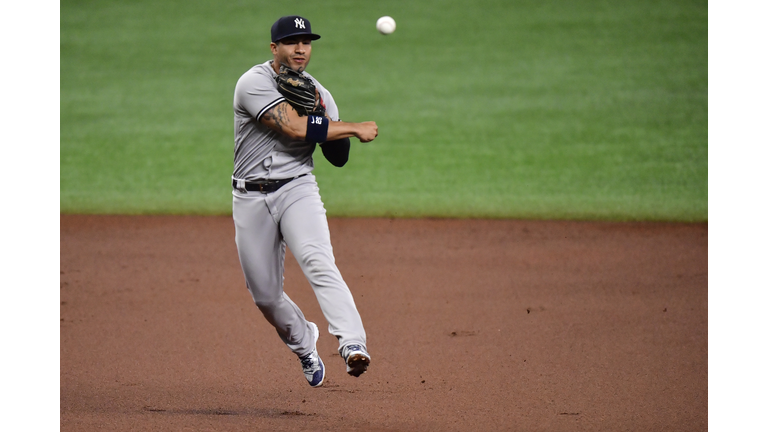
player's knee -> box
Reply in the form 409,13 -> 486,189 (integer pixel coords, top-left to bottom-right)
254,296 -> 283,310
296,245 -> 335,273
254,299 -> 273,309
246,283 -> 283,305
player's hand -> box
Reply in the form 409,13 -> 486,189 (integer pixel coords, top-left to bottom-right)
355,122 -> 378,143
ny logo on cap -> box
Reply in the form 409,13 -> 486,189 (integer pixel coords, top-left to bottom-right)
295,18 -> 305,29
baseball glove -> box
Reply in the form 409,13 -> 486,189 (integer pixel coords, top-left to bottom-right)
275,64 -> 326,117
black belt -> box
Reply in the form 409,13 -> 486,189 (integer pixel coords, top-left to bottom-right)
233,174 -> 307,193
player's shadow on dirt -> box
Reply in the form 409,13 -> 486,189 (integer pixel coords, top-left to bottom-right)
142,406 -> 314,417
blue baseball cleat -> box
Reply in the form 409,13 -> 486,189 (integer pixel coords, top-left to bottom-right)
298,322 -> 325,387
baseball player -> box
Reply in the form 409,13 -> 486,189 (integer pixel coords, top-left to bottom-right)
231,15 -> 377,387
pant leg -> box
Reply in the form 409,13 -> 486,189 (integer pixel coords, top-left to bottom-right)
232,190 -> 315,357
275,177 -> 367,349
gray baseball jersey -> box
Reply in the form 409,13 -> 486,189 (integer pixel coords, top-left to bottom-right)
233,60 -> 339,182
231,60 -> 367,364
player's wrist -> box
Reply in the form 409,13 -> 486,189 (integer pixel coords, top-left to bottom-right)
324,121 -> 354,141
305,115 -> 329,143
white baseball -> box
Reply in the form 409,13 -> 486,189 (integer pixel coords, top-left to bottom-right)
376,16 -> 396,35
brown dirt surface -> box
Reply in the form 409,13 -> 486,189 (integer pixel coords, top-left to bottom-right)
60,215 -> 707,431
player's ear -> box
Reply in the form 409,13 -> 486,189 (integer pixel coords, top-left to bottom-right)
270,42 -> 278,55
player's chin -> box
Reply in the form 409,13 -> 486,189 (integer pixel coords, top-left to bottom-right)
292,59 -> 308,72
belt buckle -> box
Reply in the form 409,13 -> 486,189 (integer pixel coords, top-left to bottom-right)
254,179 -> 274,194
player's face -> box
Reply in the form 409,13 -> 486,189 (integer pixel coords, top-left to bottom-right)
271,36 -> 313,72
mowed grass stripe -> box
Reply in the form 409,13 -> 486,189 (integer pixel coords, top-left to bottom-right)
61,0 -> 707,220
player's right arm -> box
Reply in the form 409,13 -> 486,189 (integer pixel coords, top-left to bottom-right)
260,101 -> 378,143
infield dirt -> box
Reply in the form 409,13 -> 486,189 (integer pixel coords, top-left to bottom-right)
60,216 -> 707,431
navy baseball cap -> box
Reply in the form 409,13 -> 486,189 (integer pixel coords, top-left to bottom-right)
271,16 -> 321,42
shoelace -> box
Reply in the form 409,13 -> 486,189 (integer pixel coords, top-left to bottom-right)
300,353 -> 316,370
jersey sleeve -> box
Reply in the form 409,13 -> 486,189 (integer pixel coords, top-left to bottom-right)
308,75 -> 339,121
234,69 -> 285,122
321,89 -> 340,121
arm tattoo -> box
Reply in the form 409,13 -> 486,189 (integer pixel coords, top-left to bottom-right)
263,102 -> 291,133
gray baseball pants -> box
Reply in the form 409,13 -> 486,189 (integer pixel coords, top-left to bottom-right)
232,173 -> 367,357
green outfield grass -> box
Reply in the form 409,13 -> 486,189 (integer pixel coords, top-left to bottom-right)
61,0 -> 707,221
